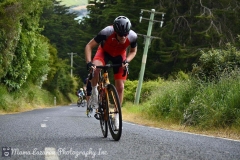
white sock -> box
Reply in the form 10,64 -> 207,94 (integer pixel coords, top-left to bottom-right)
92,85 -> 98,95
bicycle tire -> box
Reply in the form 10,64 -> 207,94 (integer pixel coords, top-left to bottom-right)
80,100 -> 86,107
77,100 -> 81,107
106,84 -> 122,141
99,89 -> 108,138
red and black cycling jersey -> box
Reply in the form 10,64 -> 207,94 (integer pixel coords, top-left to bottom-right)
94,26 -> 137,57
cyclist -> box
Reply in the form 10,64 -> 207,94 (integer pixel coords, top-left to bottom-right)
84,75 -> 92,113
85,16 -> 138,130
77,88 -> 85,106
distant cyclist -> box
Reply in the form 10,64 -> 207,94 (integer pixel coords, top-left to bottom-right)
77,88 -> 85,106
85,16 -> 138,130
77,88 -> 85,97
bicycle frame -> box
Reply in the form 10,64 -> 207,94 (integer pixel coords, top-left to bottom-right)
98,70 -> 110,121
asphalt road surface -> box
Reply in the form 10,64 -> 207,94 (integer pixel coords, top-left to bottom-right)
0,104 -> 240,160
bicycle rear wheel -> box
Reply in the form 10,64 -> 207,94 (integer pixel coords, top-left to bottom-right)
107,84 -> 122,141
99,89 -> 108,138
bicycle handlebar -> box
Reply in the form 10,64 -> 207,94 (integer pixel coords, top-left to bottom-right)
91,63 -> 129,78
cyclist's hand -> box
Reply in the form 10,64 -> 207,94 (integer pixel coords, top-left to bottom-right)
86,62 -> 95,71
122,59 -> 129,70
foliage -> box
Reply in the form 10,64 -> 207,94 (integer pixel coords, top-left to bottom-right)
40,0 -> 87,79
0,83 -> 54,112
0,80 -> 77,112
131,68 -> 240,129
0,0 -> 75,99
0,0 -> 51,91
0,85 -> 10,110
0,0 -> 24,79
27,35 -> 50,86
76,0 -> 240,80
183,69 -> 240,128
192,43 -> 240,81
41,0 -> 240,81
144,79 -> 196,123
168,70 -> 190,81
56,62 -> 74,94
42,44 -> 60,91
124,78 -> 164,103
124,80 -> 138,103
42,56 -> 74,97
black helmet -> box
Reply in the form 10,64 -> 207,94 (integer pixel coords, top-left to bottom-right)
113,16 -> 131,36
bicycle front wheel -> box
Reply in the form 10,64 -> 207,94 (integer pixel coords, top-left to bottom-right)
99,89 -> 108,138
80,99 -> 86,107
107,84 -> 122,141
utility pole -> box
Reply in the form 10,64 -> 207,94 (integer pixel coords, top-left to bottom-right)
67,52 -> 77,77
134,9 -> 165,105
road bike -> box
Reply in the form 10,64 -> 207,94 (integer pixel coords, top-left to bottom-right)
88,63 -> 128,141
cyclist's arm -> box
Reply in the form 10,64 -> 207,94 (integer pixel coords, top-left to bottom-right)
85,39 -> 99,63
83,86 -> 86,92
85,28 -> 108,63
126,32 -> 138,62
126,47 -> 137,62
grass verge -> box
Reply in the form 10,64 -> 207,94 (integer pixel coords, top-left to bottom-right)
122,102 -> 240,141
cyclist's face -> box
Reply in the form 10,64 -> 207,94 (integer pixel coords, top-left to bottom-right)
116,34 -> 127,44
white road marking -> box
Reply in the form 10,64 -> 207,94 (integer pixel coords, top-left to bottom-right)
41,123 -> 47,128
45,148 -> 59,160
43,120 -> 48,122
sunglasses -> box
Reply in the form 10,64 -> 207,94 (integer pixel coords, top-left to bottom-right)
117,33 -> 129,37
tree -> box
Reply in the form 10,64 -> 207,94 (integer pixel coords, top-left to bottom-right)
41,0 -> 240,81
0,0 -> 51,91
40,0 -> 89,80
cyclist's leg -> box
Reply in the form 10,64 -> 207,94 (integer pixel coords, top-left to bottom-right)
90,60 -> 101,109
92,47 -> 106,87
113,79 -> 126,130
111,55 -> 127,131
86,90 -> 92,113
91,47 -> 106,110
111,54 -> 127,106
115,79 -> 125,105
86,95 -> 90,107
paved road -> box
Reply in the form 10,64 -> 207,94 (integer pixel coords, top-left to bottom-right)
0,104 -> 240,160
